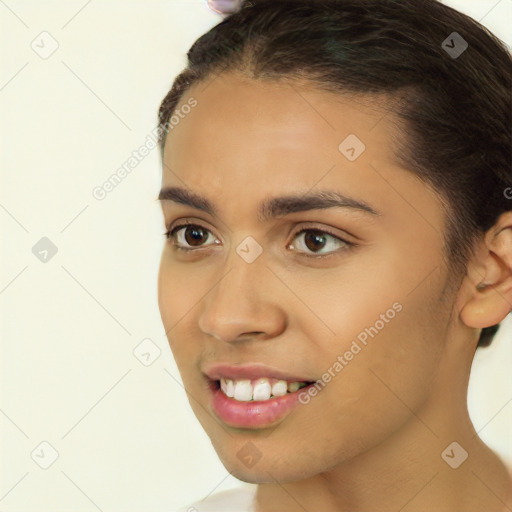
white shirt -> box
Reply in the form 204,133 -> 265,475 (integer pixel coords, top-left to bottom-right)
175,484 -> 257,512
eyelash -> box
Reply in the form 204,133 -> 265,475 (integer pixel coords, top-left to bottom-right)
163,221 -> 355,259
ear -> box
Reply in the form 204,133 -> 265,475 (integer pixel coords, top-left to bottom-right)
460,211 -> 512,329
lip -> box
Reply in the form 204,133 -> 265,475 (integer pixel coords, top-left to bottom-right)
202,362 -> 314,383
207,379 -> 316,429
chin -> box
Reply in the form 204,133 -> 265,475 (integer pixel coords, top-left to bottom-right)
212,443 -> 323,484
223,464 -> 308,485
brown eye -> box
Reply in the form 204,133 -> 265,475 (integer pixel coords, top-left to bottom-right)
166,223 -> 219,251
289,228 -> 353,258
182,226 -> 209,247
303,230 -> 329,252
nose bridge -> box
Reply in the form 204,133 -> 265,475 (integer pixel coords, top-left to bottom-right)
198,247 -> 284,342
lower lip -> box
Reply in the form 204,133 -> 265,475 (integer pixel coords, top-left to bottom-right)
208,380 -> 314,429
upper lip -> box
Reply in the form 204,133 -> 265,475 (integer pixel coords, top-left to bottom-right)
202,363 -> 315,383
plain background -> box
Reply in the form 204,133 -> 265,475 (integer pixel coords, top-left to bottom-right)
1,1 -> 511,510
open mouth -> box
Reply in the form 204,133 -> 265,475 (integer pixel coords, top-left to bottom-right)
207,374 -> 318,428
214,377 -> 316,402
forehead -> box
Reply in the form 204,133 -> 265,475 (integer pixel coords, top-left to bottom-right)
164,73 -> 399,180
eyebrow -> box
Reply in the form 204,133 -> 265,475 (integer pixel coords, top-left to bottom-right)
158,186 -> 380,222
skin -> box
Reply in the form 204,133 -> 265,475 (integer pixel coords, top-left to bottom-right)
157,72 -> 512,512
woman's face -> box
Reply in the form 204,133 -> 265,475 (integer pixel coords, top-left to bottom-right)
157,72 -> 459,482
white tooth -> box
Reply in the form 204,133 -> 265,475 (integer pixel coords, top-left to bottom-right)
252,378 -> 271,401
233,379 -> 253,401
287,381 -> 302,393
271,380 -> 288,397
220,378 -> 227,394
226,379 -> 235,398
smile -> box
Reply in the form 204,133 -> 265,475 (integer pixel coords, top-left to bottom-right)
219,377 -> 312,402
208,378 -> 317,429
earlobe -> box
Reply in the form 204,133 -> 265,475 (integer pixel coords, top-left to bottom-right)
460,284 -> 512,328
460,214 -> 512,329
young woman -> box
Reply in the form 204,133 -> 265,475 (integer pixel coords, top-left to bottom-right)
156,1 -> 512,510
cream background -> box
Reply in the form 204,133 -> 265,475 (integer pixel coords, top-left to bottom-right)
0,1 -> 511,510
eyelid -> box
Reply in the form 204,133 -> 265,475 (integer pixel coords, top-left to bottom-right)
289,221 -> 356,244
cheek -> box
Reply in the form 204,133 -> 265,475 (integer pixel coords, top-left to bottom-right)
291,247 -> 447,438
157,250 -> 215,382
268,305 -> 447,476
157,253 -> 175,335
157,251 -> 194,355
324,306 -> 442,412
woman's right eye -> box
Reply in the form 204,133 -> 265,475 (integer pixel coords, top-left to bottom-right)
165,223 -> 220,252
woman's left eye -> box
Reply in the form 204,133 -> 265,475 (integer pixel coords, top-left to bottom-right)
164,223 -> 354,258
289,228 -> 353,258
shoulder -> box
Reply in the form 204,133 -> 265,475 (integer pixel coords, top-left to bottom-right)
174,484 -> 257,512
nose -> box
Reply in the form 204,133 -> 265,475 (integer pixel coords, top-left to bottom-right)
197,260 -> 287,344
